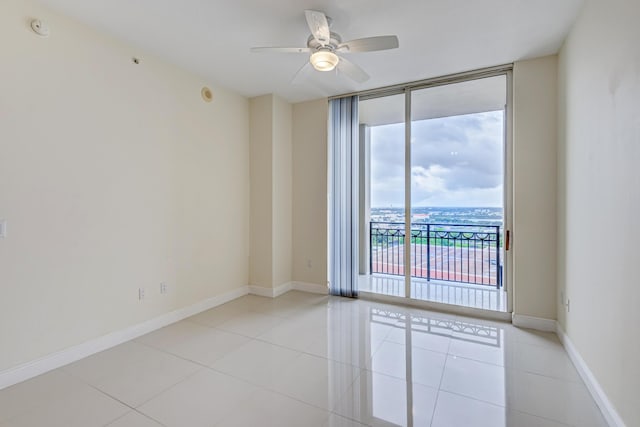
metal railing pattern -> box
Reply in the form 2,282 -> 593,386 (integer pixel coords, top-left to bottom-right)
370,308 -> 502,347
370,222 -> 502,288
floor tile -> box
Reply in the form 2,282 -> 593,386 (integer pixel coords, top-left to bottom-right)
0,292 -> 608,427
211,339 -> 301,387
513,342 -> 581,382
573,398 -> 609,427
257,310 -> 379,368
0,370 -> 80,421
216,388 -> 330,427
448,329 -> 507,366
63,341 -> 201,407
247,295 -> 310,318
510,327 -> 562,348
106,411 -> 164,427
431,390 -> 506,427
369,341 -> 446,388
324,414 -> 369,427
186,299 -> 252,328
0,371 -> 128,427
506,411 -> 570,427
137,369 -> 257,427
333,370 -> 438,427
269,353 -> 361,410
367,321 -> 395,350
257,317 -> 320,351
511,370 -> 600,426
410,383 -> 441,426
137,320 -> 249,366
136,320 -> 212,349
216,310 -> 284,337
440,355 -> 506,406
385,326 -> 452,354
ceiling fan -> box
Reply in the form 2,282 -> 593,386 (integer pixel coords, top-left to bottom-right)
250,10 -> 399,83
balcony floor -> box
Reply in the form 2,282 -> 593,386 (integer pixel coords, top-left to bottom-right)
359,274 -> 508,313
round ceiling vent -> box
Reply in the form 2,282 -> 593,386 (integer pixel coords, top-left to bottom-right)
201,87 -> 213,103
30,19 -> 50,38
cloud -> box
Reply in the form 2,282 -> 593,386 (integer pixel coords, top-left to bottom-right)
411,165 -> 448,193
369,110 -> 504,207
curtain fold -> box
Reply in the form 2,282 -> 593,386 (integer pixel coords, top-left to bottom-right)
328,96 -> 359,298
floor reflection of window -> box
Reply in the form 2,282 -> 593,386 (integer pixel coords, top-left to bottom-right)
372,372 -> 407,426
370,308 -> 502,348
366,307 -> 505,426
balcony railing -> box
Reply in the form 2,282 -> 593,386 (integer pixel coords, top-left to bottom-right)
369,222 -> 502,288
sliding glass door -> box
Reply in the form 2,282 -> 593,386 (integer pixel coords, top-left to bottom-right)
357,70 -> 512,313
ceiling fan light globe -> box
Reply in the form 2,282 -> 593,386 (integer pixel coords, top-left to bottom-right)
310,51 -> 339,71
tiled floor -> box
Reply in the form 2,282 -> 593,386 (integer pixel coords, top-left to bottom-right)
0,291 -> 607,427
359,274 -> 508,312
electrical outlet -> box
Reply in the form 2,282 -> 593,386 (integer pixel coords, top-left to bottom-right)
560,291 -> 570,312
160,282 -> 168,294
307,259 -> 312,269
138,287 -> 145,300
0,219 -> 6,238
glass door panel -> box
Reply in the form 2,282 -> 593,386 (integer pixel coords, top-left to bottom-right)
358,94 -> 407,297
410,76 -> 508,311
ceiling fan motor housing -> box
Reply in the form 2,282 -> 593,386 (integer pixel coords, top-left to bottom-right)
307,32 -> 342,52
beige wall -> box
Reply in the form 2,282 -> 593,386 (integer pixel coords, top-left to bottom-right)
292,99 -> 328,286
512,56 -> 558,320
0,0 -> 250,372
248,94 -> 292,289
249,95 -> 273,287
557,0 -> 640,424
272,97 -> 293,288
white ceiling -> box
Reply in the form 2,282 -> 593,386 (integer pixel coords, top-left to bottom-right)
36,0 -> 584,103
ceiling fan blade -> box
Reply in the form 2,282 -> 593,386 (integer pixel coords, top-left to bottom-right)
250,47 -> 310,53
305,10 -> 331,46
337,56 -> 370,83
338,35 -> 399,53
291,61 -> 313,85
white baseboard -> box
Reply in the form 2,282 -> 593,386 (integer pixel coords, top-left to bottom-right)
248,282 -> 293,298
512,314 -> 557,331
556,323 -> 625,427
0,286 -> 249,391
248,281 -> 328,297
291,281 -> 329,295
273,282 -> 294,297
248,285 -> 274,297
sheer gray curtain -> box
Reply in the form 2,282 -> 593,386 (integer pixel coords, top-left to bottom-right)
328,96 -> 359,297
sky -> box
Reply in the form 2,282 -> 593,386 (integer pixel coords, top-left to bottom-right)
370,110 -> 504,208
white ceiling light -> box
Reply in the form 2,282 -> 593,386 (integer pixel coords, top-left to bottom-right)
310,50 -> 339,72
